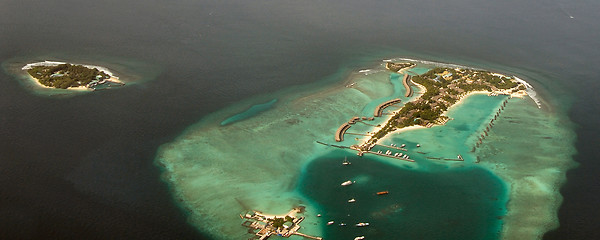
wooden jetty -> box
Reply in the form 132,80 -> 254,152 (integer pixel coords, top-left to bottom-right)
426,156 -> 464,162
315,141 -> 349,149
375,143 -> 408,151
335,123 -> 351,142
241,208 -> 322,240
365,150 -> 415,162
374,99 -> 402,117
402,74 -> 413,97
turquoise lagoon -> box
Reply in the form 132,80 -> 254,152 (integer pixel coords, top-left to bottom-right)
156,59 -> 576,240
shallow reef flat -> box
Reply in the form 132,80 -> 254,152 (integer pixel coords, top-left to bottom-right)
156,67 -> 399,239
156,59 -> 576,240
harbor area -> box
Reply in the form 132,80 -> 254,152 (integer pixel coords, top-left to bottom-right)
240,207 -> 323,240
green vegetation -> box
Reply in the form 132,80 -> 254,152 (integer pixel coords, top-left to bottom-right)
26,64 -> 110,89
386,62 -> 416,72
366,66 -> 526,145
270,216 -> 293,229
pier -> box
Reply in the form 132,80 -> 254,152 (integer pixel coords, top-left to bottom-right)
402,74 -> 413,97
375,143 -> 407,151
335,116 -> 376,142
365,150 -> 415,162
335,123 -> 351,142
315,141 -> 349,149
473,98 -> 510,151
374,98 -> 402,117
241,208 -> 322,240
426,156 -> 464,162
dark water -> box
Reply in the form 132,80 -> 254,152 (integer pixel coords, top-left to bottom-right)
1,0 -> 599,239
298,153 -> 507,240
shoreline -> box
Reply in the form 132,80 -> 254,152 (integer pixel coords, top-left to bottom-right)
358,72 -> 528,150
154,57 -> 573,240
22,61 -> 123,91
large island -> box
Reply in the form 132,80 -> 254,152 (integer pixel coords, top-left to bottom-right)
353,64 -> 528,153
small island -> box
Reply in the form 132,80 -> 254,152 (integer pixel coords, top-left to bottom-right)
350,63 -> 528,153
385,61 -> 416,72
22,61 -> 124,90
240,207 -> 322,240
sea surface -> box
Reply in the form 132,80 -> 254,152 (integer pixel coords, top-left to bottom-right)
1,0 -> 599,239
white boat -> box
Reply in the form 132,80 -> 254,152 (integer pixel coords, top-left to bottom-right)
317,214 -> 321,217
356,222 -> 369,227
339,223 -> 347,226
327,221 -> 335,225
341,180 -> 354,186
354,237 -> 365,240
416,144 -> 421,147
401,144 -> 406,148
348,198 -> 356,203
342,157 -> 351,165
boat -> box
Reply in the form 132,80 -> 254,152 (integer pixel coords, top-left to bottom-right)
341,180 -> 354,186
339,223 -> 347,226
317,214 -> 321,217
400,144 -> 406,148
354,237 -> 365,240
348,198 -> 356,203
416,144 -> 421,147
327,221 -> 335,225
377,191 -> 389,195
342,157 -> 351,165
458,154 -> 464,160
356,222 -> 369,227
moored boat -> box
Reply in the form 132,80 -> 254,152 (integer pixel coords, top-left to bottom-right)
342,157 -> 351,165
341,180 -> 354,186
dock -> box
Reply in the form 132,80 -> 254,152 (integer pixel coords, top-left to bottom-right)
315,141 -> 349,149
335,123 -> 351,142
335,116 -> 375,142
241,208 -> 322,240
426,156 -> 464,162
375,143 -> 408,151
365,150 -> 415,162
374,98 -> 402,117
402,74 -> 413,97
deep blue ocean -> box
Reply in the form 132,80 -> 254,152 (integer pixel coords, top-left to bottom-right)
1,0 -> 599,239
299,152 -> 507,240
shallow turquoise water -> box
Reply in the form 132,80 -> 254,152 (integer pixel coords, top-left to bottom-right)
375,94 -> 508,167
155,60 -> 576,240
298,151 -> 507,240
